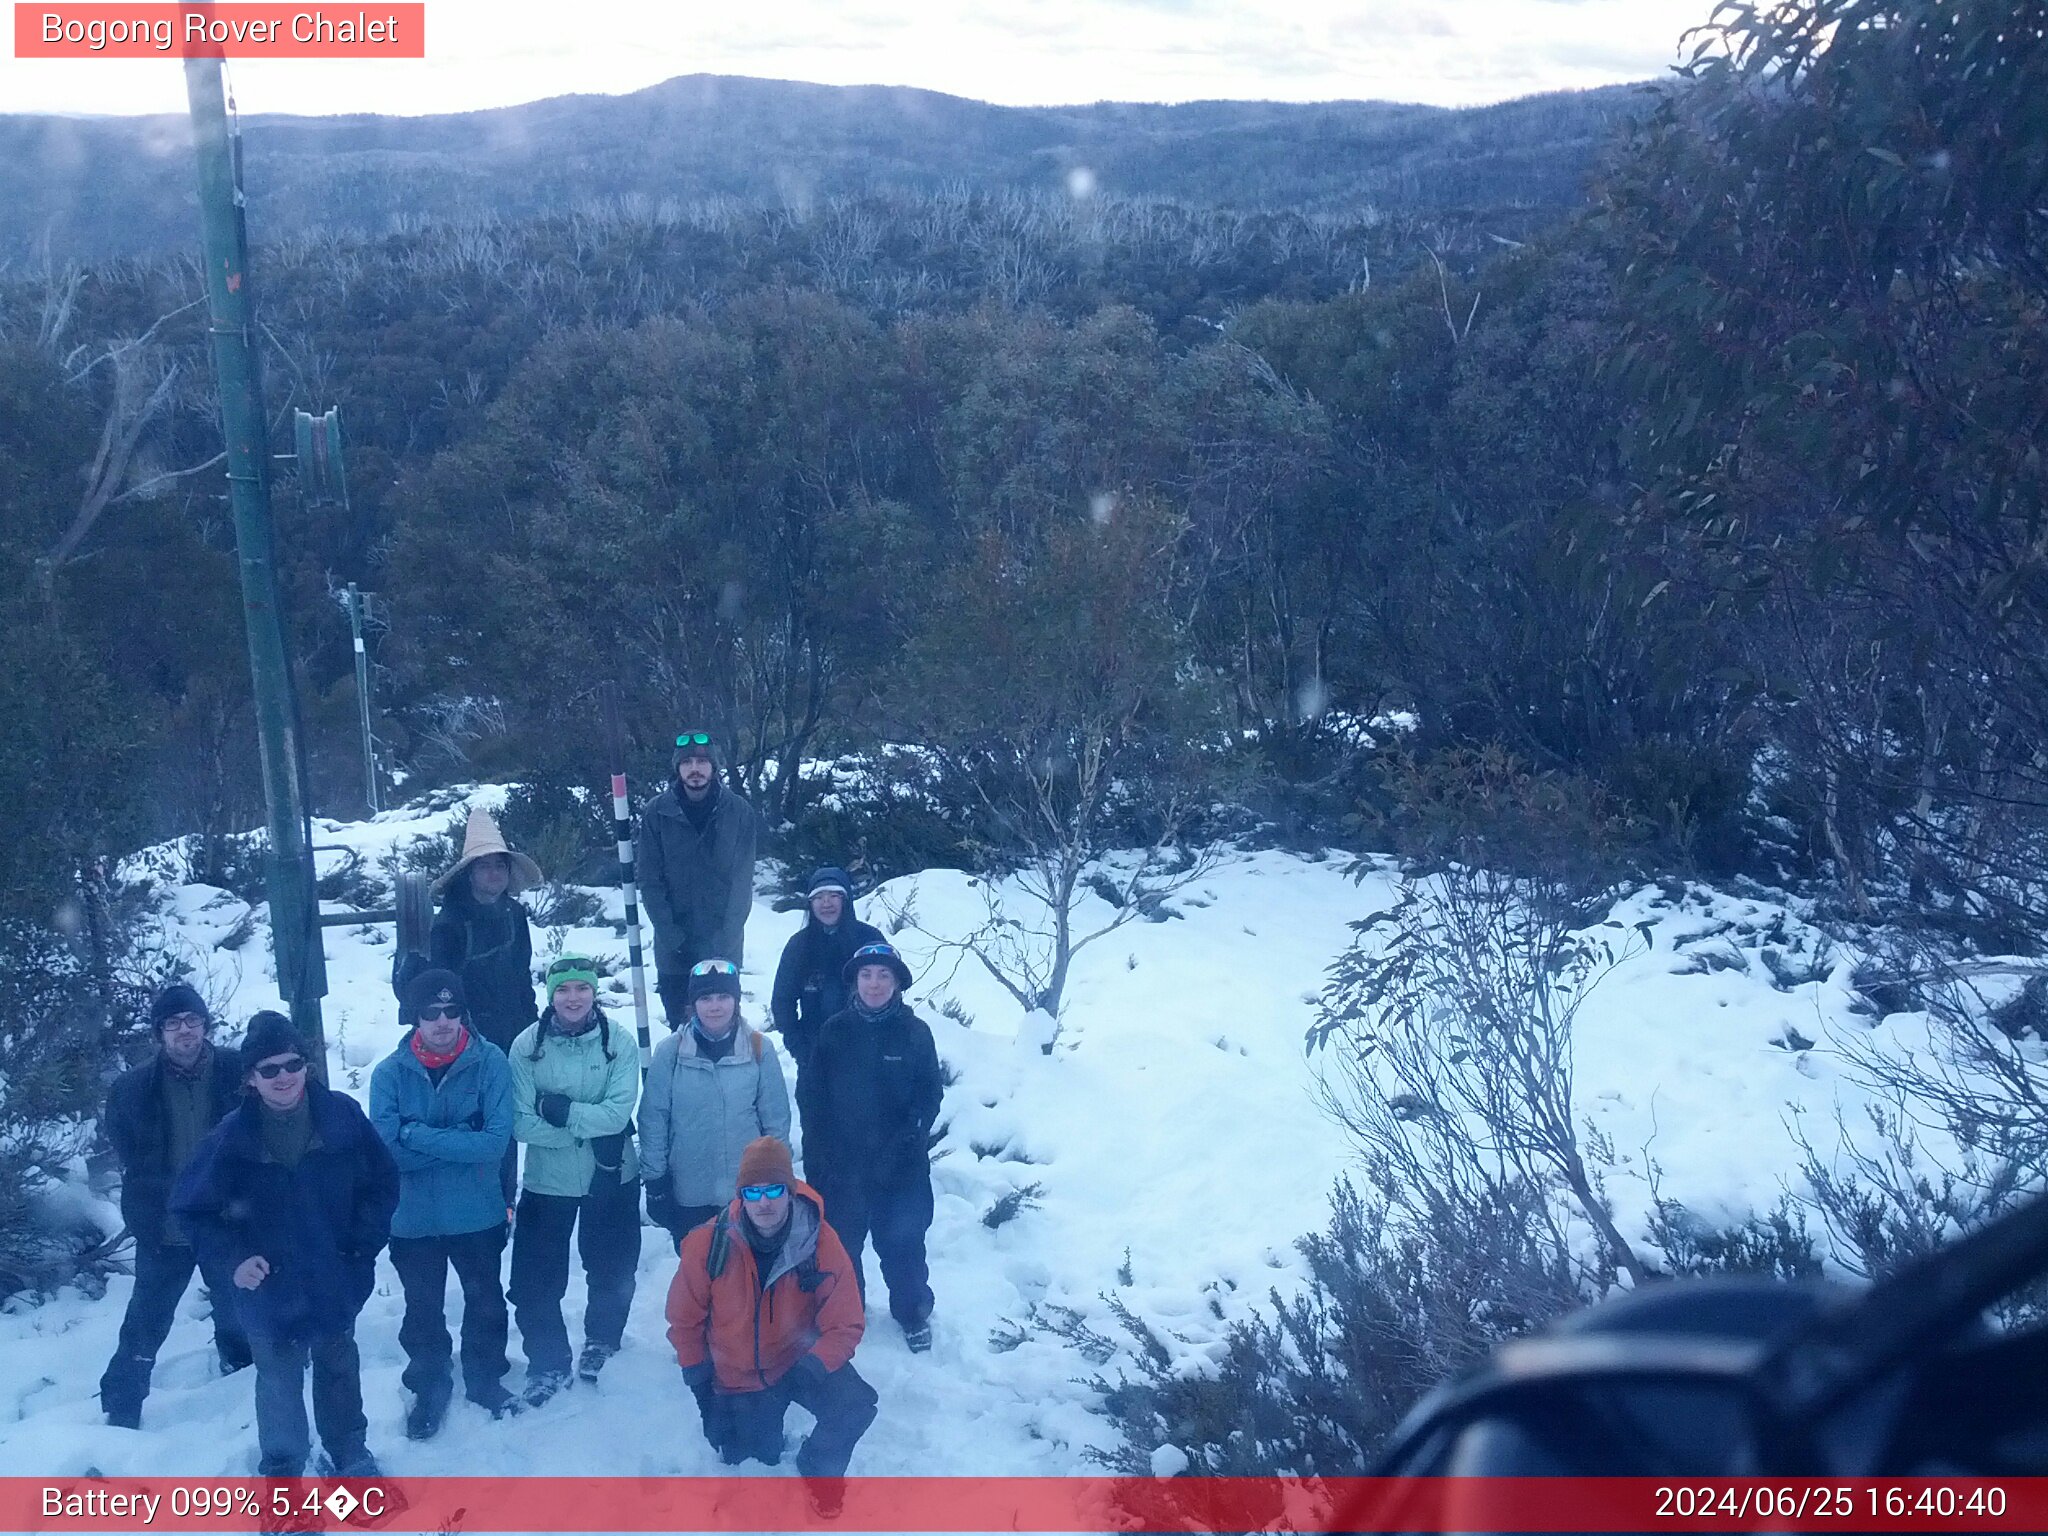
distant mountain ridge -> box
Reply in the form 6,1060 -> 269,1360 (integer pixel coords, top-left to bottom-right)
0,73 -> 1651,264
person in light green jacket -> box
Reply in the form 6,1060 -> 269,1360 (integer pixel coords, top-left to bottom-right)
506,955 -> 641,1405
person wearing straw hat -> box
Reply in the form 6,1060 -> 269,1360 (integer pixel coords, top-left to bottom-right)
431,808 -> 542,1211
430,808 -> 544,1059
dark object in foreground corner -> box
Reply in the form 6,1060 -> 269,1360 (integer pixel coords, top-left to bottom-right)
1374,1189 -> 2048,1507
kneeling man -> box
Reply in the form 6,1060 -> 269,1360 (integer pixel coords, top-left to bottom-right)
665,1138 -> 877,1510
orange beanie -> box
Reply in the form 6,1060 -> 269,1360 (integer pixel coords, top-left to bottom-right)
736,1137 -> 793,1192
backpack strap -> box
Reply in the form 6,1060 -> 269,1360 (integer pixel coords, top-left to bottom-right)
706,1210 -> 733,1281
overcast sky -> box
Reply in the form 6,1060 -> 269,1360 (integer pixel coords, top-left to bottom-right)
2,0 -> 1712,117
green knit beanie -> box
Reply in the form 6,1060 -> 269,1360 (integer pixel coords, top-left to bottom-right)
546,955 -> 600,996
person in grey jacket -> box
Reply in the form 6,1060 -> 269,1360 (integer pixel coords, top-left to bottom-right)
642,958 -> 791,1251
637,732 -> 758,1032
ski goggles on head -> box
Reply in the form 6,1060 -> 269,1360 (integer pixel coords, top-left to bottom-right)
675,731 -> 713,748
740,1183 -> 787,1202
690,958 -> 740,978
253,1056 -> 307,1080
546,956 -> 600,990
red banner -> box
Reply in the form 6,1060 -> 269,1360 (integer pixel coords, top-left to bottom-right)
4,1476 -> 2043,1532
13,5 -> 426,59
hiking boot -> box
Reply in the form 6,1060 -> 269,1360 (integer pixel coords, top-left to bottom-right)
522,1371 -> 567,1409
258,1498 -> 325,1536
104,1400 -> 142,1430
403,1392 -> 448,1441
576,1341 -> 615,1384
322,1447 -> 381,1479
470,1385 -> 522,1421
901,1320 -> 933,1353
804,1476 -> 846,1521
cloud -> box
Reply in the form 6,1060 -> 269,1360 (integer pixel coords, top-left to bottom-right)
0,0 -> 1705,117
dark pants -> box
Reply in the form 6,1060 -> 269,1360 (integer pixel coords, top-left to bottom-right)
659,1203 -> 723,1256
720,1362 -> 878,1478
248,1331 -> 370,1478
99,1239 -> 251,1415
389,1226 -> 510,1406
507,1183 -> 641,1380
818,1171 -> 935,1326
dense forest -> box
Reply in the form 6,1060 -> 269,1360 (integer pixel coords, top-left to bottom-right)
2,0 -> 2044,1291
2,75 -> 1640,263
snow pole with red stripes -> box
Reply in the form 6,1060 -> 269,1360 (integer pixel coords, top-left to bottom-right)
601,682 -> 654,1071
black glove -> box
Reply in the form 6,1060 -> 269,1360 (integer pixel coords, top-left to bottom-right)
466,1109 -> 486,1131
894,1128 -> 930,1174
538,1092 -> 572,1128
681,1359 -> 714,1391
646,1174 -> 683,1229
689,1375 -> 730,1454
790,1351 -> 831,1388
589,1130 -> 629,1192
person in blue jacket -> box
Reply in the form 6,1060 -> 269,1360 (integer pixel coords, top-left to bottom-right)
369,969 -> 518,1439
171,1013 -> 399,1479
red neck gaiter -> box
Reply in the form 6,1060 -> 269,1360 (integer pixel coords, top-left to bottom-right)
412,1026 -> 469,1071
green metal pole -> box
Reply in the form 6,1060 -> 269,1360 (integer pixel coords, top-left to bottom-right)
185,57 -> 329,1068
347,583 -> 381,815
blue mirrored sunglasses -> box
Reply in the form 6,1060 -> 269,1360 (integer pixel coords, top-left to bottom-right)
740,1183 -> 787,1202
691,958 -> 740,977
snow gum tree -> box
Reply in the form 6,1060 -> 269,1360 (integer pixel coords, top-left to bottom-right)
886,495 -> 1229,1027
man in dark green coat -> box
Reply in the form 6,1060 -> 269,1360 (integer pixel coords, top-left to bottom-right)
99,983 -> 250,1427
637,732 -> 758,1031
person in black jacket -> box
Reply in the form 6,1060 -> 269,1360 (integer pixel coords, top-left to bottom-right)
638,732 -> 758,1031
171,1014 -> 400,1479
429,808 -> 542,1056
769,867 -> 885,1081
98,983 -> 251,1428
430,808 -> 541,1207
796,943 -> 944,1353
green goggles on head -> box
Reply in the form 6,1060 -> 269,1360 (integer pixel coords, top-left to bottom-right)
546,956 -> 600,990
676,731 -> 712,748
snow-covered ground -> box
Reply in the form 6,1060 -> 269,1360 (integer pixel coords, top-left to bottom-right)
0,792 -> 1923,1478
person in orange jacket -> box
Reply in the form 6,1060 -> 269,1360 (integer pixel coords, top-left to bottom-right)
665,1137 -> 879,1502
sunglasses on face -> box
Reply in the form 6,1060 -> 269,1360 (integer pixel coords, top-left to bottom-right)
676,732 -> 712,748
740,1183 -> 787,1202
253,1057 -> 306,1080
690,958 -> 739,977
418,1006 -> 464,1021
